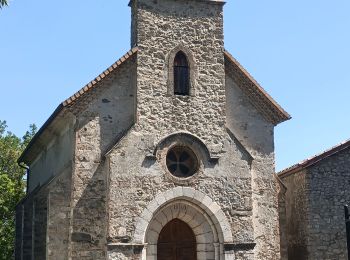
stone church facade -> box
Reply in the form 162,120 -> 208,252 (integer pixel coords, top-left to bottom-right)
15,0 -> 290,259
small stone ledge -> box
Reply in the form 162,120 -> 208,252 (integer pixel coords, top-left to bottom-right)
71,232 -> 92,243
145,154 -> 157,160
128,0 -> 225,8
231,210 -> 253,217
107,243 -> 145,254
209,157 -> 220,164
224,242 -> 256,252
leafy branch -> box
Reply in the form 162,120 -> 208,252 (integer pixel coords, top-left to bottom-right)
0,0 -> 8,8
0,120 -> 37,260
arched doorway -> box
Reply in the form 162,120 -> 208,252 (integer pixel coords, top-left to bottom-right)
135,188 -> 234,259
157,219 -> 196,260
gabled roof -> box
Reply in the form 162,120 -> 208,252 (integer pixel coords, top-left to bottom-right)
278,139 -> 350,178
224,50 -> 291,125
19,47 -> 289,164
18,48 -> 138,164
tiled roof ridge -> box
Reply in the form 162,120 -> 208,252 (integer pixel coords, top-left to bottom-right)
224,50 -> 291,125
18,47 -> 138,164
278,138 -> 350,177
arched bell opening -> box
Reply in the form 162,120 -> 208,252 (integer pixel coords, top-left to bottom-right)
173,51 -> 190,96
167,45 -> 197,97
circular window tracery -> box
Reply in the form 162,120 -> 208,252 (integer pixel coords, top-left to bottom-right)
166,146 -> 198,178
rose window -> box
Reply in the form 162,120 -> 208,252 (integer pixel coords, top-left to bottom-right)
166,146 -> 198,178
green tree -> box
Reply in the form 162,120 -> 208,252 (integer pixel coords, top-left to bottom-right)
0,0 -> 8,8
0,121 -> 36,260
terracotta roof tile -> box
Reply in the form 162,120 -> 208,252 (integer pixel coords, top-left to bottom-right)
62,47 -> 138,107
278,139 -> 350,178
19,47 -> 138,164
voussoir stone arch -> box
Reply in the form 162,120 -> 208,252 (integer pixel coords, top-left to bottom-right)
153,131 -> 214,162
166,44 -> 197,96
133,187 -> 233,245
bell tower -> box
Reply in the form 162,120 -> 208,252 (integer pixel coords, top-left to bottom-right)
129,0 -> 226,48
129,0 -> 227,154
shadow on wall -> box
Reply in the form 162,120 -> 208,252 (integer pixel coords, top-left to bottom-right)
288,244 -> 308,260
71,161 -> 108,259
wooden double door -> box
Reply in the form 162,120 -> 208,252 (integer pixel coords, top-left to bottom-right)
157,219 -> 197,260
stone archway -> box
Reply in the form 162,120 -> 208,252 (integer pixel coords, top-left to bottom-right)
133,187 -> 234,260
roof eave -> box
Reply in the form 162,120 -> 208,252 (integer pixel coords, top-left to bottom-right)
224,50 -> 291,126
278,139 -> 350,178
18,48 -> 138,165
18,104 -> 64,164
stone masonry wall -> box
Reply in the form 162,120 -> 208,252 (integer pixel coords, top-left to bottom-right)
306,148 -> 350,259
104,2 -> 281,259
15,161 -> 73,260
70,57 -> 136,259
282,148 -> 350,260
21,198 -> 33,260
281,169 -> 309,260
28,120 -> 75,193
16,187 -> 49,260
15,204 -> 23,260
47,166 -> 72,260
225,74 -> 280,259
107,126 -> 253,259
15,1 -> 283,259
132,0 -> 227,155
277,179 -> 288,260
33,191 -> 48,259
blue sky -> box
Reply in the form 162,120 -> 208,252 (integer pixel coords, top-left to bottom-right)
0,0 -> 349,171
